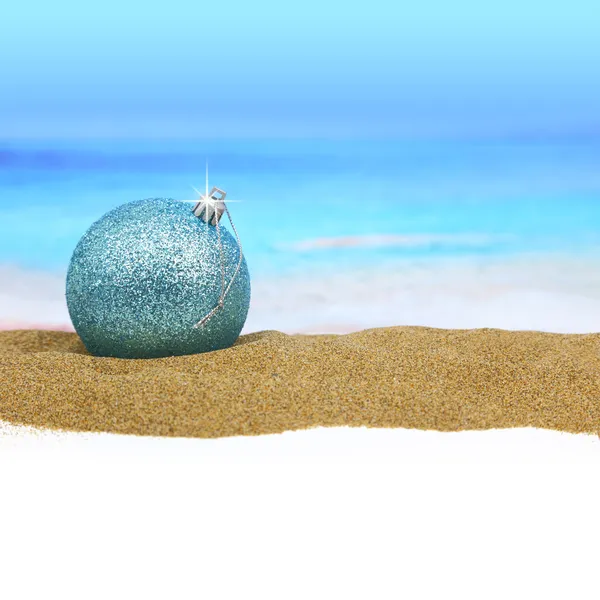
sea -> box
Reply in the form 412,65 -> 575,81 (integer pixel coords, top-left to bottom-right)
1,138 -> 600,334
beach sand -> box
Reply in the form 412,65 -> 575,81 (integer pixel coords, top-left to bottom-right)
1,327 -> 599,438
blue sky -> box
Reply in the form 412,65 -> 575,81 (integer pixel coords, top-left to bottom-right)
1,0 -> 599,138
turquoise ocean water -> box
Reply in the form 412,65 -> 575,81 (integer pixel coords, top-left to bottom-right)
1,139 -> 600,332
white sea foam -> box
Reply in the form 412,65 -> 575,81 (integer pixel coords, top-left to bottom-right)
2,255 -> 600,334
0,264 -> 72,330
245,255 -> 600,334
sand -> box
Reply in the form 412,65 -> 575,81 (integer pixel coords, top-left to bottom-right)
1,327 -> 599,438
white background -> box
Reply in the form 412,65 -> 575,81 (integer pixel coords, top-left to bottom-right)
1,424 -> 599,599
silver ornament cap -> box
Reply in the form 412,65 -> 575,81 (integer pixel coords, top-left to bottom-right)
193,187 -> 226,226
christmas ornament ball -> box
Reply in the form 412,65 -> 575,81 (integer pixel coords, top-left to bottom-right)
66,197 -> 251,358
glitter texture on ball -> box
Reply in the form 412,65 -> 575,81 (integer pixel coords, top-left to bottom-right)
66,198 -> 251,359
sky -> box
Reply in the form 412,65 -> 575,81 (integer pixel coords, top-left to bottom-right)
1,0 -> 599,139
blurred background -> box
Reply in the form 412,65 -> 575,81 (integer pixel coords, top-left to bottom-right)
1,0 -> 599,334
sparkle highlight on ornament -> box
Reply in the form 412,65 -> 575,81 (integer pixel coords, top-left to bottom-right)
180,161 -> 243,218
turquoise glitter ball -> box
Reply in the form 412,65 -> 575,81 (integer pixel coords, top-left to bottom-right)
66,198 -> 251,359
